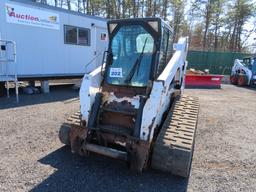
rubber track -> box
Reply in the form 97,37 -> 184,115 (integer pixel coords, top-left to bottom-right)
151,95 -> 199,177
67,111 -> 81,125
59,111 -> 81,145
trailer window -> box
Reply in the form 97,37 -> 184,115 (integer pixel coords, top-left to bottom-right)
65,26 -> 77,44
78,28 -> 90,45
64,25 -> 90,46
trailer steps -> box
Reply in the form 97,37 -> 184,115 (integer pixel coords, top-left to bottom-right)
0,40 -> 19,102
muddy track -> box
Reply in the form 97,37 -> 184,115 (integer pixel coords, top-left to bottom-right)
152,95 -> 199,177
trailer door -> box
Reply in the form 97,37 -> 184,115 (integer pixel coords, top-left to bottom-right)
94,26 -> 108,69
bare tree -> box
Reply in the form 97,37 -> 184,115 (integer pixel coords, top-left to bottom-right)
67,0 -> 71,10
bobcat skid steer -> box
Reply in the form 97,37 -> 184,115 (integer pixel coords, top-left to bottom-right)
59,18 -> 199,177
230,57 -> 256,86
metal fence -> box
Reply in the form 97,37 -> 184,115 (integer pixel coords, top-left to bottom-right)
187,50 -> 250,75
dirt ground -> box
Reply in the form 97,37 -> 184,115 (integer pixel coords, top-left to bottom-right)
0,84 -> 256,192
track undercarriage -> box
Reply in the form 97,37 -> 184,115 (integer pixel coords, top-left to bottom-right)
59,95 -> 199,177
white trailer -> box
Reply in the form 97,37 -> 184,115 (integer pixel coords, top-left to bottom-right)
0,0 -> 108,82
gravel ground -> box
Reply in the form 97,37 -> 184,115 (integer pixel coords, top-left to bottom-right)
0,84 -> 256,192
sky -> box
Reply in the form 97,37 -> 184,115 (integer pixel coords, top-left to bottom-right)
243,19 -> 256,53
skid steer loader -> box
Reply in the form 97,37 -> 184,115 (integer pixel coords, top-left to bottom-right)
59,18 -> 199,177
230,57 -> 256,86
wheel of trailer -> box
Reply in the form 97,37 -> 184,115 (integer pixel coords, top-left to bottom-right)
230,75 -> 238,85
151,95 -> 199,177
59,123 -> 71,145
237,75 -> 247,86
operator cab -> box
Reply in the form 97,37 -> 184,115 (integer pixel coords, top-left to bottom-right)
250,57 -> 256,85
250,57 -> 256,75
102,18 -> 173,95
93,18 -> 174,137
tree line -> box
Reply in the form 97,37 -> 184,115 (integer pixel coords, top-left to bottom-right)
34,0 -> 255,53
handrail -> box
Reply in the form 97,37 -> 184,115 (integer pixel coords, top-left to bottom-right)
84,51 -> 104,74
0,39 -> 19,102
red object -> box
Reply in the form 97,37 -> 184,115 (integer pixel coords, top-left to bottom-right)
185,74 -> 224,88
237,75 -> 247,86
230,75 -> 238,85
